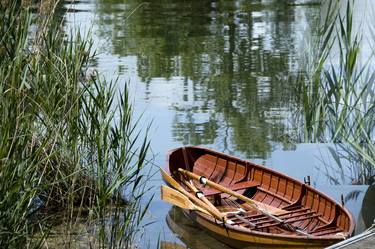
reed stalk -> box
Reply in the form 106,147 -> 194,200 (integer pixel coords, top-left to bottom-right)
296,0 -> 374,184
0,1 -> 152,248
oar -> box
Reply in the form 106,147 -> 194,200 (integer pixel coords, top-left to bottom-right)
160,168 -> 225,221
161,185 -> 239,226
183,178 -> 283,215
161,185 -> 211,215
177,169 -> 285,215
177,168 -> 282,217
178,168 -> 309,235
181,180 -> 243,213
181,178 -> 230,219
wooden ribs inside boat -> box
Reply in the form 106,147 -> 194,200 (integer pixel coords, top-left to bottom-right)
165,146 -> 355,248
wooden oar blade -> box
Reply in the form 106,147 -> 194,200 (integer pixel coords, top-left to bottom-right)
161,185 -> 194,210
160,185 -> 211,216
160,168 -> 182,191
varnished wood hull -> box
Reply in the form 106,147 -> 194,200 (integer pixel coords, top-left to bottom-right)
184,209 -> 341,248
164,146 -> 355,248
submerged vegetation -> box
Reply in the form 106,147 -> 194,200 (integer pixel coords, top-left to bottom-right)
0,1 -> 151,248
296,1 -> 375,184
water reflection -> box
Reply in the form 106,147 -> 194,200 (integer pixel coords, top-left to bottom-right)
164,206 -> 231,249
93,0 -> 320,158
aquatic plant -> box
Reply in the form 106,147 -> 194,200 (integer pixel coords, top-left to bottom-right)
0,1 -> 151,248
296,0 -> 375,184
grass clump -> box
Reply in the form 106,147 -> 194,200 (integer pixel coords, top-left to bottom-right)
296,0 -> 375,184
0,1 -> 151,248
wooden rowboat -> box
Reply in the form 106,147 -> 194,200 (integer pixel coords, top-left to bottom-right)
162,146 -> 355,248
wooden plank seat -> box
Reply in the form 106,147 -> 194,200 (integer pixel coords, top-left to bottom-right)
230,209 -> 320,228
257,214 -> 322,229
202,181 -> 259,196
231,212 -> 321,232
232,207 -> 310,223
253,211 -> 318,226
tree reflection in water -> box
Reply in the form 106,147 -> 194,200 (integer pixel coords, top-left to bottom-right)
94,0 -> 320,158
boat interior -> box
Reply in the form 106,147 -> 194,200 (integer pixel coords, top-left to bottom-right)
168,147 -> 354,237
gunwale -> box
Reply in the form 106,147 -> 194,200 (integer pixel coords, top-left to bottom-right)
164,146 -> 355,247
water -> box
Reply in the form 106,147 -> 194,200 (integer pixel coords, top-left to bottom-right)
62,0 -> 374,248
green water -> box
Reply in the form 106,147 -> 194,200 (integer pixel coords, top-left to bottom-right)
63,0 -> 374,247
66,0 -> 322,158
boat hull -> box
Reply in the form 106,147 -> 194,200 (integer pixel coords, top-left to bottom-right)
183,209 -> 341,248
164,146 -> 355,248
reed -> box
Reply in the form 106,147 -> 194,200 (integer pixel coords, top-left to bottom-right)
0,1 -> 151,248
296,0 -> 374,184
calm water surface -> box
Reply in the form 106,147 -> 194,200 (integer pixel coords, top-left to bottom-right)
63,0 -> 374,248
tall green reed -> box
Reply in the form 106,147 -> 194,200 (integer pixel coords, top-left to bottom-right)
0,1 -> 152,248
295,0 -> 337,142
296,0 -> 375,184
